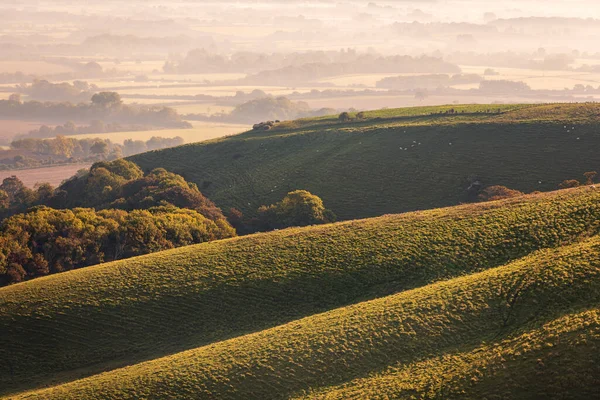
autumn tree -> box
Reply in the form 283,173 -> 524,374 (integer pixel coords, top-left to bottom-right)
584,171 -> 597,185
51,135 -> 76,158
0,176 -> 25,202
34,183 -> 55,204
0,190 -> 9,209
256,190 -> 335,231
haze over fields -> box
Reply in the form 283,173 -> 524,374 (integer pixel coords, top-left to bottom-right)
1,1 -> 600,399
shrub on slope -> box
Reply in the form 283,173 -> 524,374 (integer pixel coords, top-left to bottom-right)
1,188 -> 600,394
16,235 -> 600,399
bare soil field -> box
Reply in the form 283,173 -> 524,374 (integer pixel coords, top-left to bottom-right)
0,164 -> 90,188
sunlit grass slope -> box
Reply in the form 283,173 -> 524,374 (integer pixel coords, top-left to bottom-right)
296,309 -> 600,400
130,103 -> 600,219
15,235 -> 600,399
1,187 -> 600,395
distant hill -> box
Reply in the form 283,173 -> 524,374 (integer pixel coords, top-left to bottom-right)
130,103 -> 600,220
2,187 -> 600,398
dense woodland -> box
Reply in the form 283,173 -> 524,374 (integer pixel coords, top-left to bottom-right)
0,159 -> 336,286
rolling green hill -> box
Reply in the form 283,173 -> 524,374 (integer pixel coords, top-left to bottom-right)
2,187 -> 600,397
130,103 -> 600,220
12,234 -> 600,399
296,308 -> 600,400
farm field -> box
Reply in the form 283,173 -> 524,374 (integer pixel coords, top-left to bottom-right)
0,61 -> 74,75
96,60 -> 165,75
0,164 -> 89,187
1,187 -> 600,398
121,97 -> 192,105
72,122 -> 248,144
317,67 -> 600,92
301,93 -> 538,110
170,102 -> 235,115
131,103 -> 600,220
148,73 -> 248,82
461,65 -> 600,90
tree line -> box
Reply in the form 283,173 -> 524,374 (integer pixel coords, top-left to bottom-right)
9,135 -> 184,161
0,92 -> 191,128
0,206 -> 235,285
19,120 -> 155,140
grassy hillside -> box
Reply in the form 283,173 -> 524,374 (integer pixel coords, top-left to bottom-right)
130,103 -> 600,220
1,187 -> 600,396
296,308 -> 600,400
13,235 -> 600,399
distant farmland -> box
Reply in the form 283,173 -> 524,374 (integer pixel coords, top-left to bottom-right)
72,122 -> 249,144
0,164 -> 89,187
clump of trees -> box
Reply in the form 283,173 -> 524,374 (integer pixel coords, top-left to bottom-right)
252,121 -> 280,131
338,111 -> 367,122
58,160 -> 226,218
0,92 -> 191,128
228,190 -> 336,234
478,80 -> 531,94
18,79 -> 99,103
21,120 -> 155,139
558,171 -> 597,189
8,135 -> 184,165
0,160 -> 230,226
338,112 -> 351,122
0,206 -> 235,286
478,185 -> 524,202
228,97 -> 312,124
376,73 -> 483,90
0,177 -> 53,217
